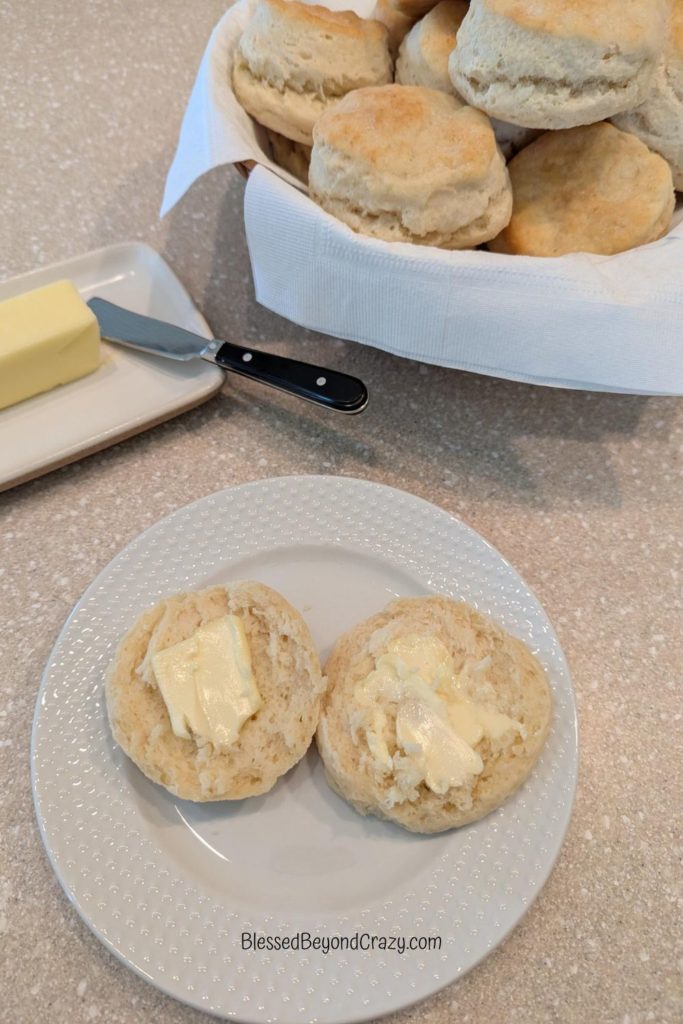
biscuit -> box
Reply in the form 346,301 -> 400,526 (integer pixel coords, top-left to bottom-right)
372,0 -> 416,58
388,0 -> 442,18
489,123 -> 675,257
106,583 -> 325,801
395,0 -> 538,157
613,0 -> 683,191
396,0 -> 469,94
449,0 -> 669,130
316,596 -> 552,834
309,85 -> 512,249
232,0 -> 392,146
266,128 -> 311,183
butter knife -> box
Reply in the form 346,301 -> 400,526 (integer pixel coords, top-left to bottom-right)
87,298 -> 368,414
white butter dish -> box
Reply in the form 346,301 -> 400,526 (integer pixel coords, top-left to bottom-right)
0,242 -> 224,492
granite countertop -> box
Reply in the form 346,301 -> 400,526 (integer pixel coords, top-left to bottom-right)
1,2 -> 682,1022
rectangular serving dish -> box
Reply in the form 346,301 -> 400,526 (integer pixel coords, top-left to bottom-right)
0,242 -> 224,492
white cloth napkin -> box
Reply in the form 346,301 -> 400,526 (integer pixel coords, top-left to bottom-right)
160,0 -> 372,210
162,0 -> 683,395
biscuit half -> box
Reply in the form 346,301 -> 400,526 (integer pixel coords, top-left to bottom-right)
316,596 -> 552,834
106,583 -> 325,801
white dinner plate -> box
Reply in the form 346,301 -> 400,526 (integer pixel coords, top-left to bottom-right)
0,242 -> 224,491
32,476 -> 578,1024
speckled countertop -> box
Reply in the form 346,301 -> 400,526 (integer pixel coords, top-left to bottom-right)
1,2 -> 682,1022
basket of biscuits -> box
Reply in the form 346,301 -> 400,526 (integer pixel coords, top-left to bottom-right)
162,0 -> 683,394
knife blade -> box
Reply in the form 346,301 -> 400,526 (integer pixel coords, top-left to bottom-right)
88,298 -> 368,414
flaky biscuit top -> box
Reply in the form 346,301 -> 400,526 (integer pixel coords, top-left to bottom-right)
237,0 -> 392,97
485,0 -> 668,53
313,86 -> 498,188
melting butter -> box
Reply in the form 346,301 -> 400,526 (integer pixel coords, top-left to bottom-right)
350,633 -> 523,802
152,615 -> 262,750
395,699 -> 483,793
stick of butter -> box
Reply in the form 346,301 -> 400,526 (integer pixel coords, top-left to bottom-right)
0,279 -> 101,411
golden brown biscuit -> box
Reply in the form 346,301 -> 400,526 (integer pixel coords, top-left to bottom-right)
450,0 -> 669,129
395,0 -> 469,93
232,0 -> 392,145
388,0 -> 442,19
395,0 -> 538,157
372,0 -> 416,58
614,0 -> 683,191
489,123 -> 675,257
309,85 -> 512,249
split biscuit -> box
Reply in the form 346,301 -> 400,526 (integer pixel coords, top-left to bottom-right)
316,596 -> 552,834
106,583 -> 325,802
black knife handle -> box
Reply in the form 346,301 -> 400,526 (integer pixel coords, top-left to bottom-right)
213,341 -> 368,414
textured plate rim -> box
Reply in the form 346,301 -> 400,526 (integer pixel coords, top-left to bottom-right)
31,475 -> 579,1024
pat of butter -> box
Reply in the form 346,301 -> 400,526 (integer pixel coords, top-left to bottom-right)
0,280 -> 100,411
152,615 -> 262,750
396,699 -> 483,794
351,633 -> 523,801
447,700 -> 521,747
